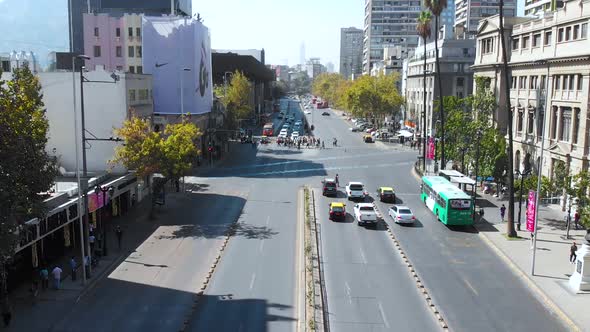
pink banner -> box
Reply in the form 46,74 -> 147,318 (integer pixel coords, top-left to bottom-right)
427,137 -> 435,160
526,190 -> 537,232
88,192 -> 107,213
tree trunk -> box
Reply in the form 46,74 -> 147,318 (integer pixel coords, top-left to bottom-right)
499,0 -> 517,237
434,15 -> 445,170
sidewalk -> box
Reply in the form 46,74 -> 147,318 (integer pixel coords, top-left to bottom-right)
474,192 -> 589,331
4,197 -> 156,331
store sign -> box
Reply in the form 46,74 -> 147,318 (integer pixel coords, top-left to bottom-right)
526,190 -> 537,232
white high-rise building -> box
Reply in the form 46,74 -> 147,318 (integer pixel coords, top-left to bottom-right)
340,27 -> 364,79
524,0 -> 563,16
363,0 -> 422,75
454,0 -> 517,38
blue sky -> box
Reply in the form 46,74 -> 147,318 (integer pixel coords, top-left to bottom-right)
0,0 -> 525,70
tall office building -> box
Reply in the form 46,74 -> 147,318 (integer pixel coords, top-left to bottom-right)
454,0 -> 517,37
340,27 -> 363,79
524,0 -> 564,16
69,0 -> 192,53
363,0 -> 422,74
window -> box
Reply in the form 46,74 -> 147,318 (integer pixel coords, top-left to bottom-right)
137,66 -> 143,74
116,46 -> 122,57
519,76 -> 528,89
574,25 -> 580,39
128,66 -> 135,73
562,75 -> 568,90
93,45 -> 101,57
566,26 -> 572,41
582,23 -> 588,38
94,27 -> 99,37
551,106 -> 558,139
457,77 -> 464,87
482,38 -> 494,53
128,27 -> 133,37
537,109 -> 544,137
129,89 -> 136,101
554,75 -> 561,90
533,34 -> 541,47
577,74 -> 583,90
128,46 -> 134,57
527,111 -> 535,134
116,28 -> 121,37
522,36 -> 530,49
558,28 -> 564,42
138,89 -> 148,100
540,75 -> 546,90
530,76 -> 538,89
512,37 -> 520,50
136,46 -> 142,58
511,76 -> 517,89
573,108 -> 580,144
569,75 -> 575,90
545,31 -> 552,45
136,27 -> 141,38
116,65 -> 123,71
560,107 -> 572,141
517,110 -> 524,132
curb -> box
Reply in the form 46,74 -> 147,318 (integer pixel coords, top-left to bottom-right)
475,227 -> 580,332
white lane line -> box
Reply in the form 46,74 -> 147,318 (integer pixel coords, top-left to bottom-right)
359,247 -> 367,264
463,277 -> 478,296
249,273 -> 256,290
345,281 -> 352,304
259,239 -> 265,252
378,301 -> 390,328
266,216 -> 270,226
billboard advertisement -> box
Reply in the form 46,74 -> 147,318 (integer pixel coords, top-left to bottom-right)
142,16 -> 213,115
526,190 -> 537,232
427,137 -> 435,160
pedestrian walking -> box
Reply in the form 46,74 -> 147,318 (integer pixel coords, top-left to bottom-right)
89,233 -> 96,254
51,266 -> 62,290
574,211 -> 580,229
115,226 -> 123,250
335,174 -> 340,188
500,204 -> 506,222
69,256 -> 77,281
570,241 -> 578,263
84,255 -> 91,278
1,300 -> 11,327
39,266 -> 49,290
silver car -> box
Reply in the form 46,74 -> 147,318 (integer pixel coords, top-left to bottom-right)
388,205 -> 415,224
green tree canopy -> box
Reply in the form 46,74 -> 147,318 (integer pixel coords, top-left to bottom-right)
214,71 -> 252,129
343,74 -> 404,119
312,73 -> 346,104
0,67 -> 58,296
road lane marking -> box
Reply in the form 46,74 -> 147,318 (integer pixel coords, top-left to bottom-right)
345,281 -> 352,304
266,216 -> 270,226
249,273 -> 256,290
359,247 -> 367,264
462,277 -> 478,296
378,301 -> 390,328
259,239 -> 265,252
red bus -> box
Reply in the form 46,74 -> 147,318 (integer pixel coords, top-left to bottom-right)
263,123 -> 274,136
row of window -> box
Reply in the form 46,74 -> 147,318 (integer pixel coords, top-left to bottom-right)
510,74 -> 583,91
515,105 -> 581,145
93,45 -> 142,58
512,23 -> 588,51
94,26 -> 141,38
128,88 -> 151,102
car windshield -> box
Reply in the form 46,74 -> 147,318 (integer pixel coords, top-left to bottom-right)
349,185 -> 363,190
383,190 -> 394,194
399,209 -> 412,214
325,183 -> 336,188
332,206 -> 344,212
359,206 -> 374,211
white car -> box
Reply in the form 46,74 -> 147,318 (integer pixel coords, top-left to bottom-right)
279,129 -> 288,136
291,132 -> 300,139
304,110 -> 312,114
354,203 -> 378,226
388,205 -> 415,224
346,182 -> 367,201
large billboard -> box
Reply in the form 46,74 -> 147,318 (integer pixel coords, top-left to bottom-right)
142,16 -> 213,115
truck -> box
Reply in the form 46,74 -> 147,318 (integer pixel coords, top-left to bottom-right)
346,182 -> 367,201
354,203 -> 378,227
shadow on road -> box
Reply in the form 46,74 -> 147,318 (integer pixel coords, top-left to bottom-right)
202,154 -> 328,179
394,219 -> 424,228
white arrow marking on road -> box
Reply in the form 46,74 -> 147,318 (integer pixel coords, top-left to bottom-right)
345,281 -> 352,304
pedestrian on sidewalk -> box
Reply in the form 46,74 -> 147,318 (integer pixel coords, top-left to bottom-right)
51,266 -> 62,290
116,226 -> 123,250
69,256 -> 77,281
500,204 -> 506,222
574,211 -> 580,229
39,266 -> 49,290
570,242 -> 578,263
89,233 -> 96,255
84,255 -> 91,278
530,232 -> 535,249
1,300 -> 12,327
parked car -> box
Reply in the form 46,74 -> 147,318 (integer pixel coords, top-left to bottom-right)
322,112 -> 330,116
329,202 -> 346,222
346,182 -> 367,201
350,127 -> 360,132
388,205 -> 415,224
376,187 -> 396,203
354,203 -> 378,227
322,178 -> 338,197
363,135 -> 373,143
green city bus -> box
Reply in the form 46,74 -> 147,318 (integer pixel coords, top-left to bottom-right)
420,176 -> 474,226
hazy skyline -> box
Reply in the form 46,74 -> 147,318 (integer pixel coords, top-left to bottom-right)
0,0 -> 525,70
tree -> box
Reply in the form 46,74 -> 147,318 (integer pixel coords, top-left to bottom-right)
111,116 -> 202,210
417,10 -> 432,172
343,74 -> 404,121
570,171 -> 590,228
497,0 -> 517,236
289,71 -> 312,95
311,73 -> 346,105
0,67 -> 58,300
214,71 -> 252,129
424,0 -> 448,170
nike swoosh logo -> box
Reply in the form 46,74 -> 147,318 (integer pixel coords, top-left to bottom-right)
155,62 -> 168,68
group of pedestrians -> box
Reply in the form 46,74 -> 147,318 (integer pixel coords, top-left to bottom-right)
277,136 -> 324,149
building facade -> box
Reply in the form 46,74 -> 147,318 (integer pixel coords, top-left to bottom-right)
69,0 -> 191,54
405,30 -> 476,138
306,58 -> 326,79
340,27 -> 364,79
363,0 -> 421,74
524,0 -> 559,16
509,0 -> 590,178
455,0 -> 517,38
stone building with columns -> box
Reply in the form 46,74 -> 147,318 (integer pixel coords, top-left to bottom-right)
473,0 -> 590,179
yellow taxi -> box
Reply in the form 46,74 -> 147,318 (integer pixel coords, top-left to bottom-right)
376,186 -> 396,203
329,202 -> 346,222
363,134 -> 373,143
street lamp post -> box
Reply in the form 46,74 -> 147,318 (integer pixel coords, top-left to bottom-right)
95,185 -> 114,257
516,169 -> 532,231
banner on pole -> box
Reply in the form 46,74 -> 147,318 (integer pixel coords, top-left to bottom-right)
526,190 -> 537,232
427,137 -> 435,160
